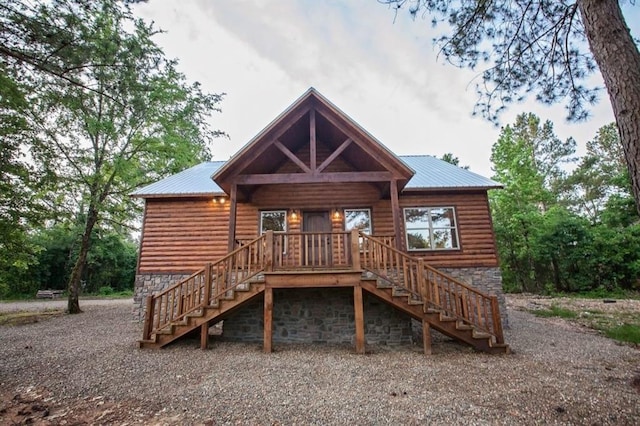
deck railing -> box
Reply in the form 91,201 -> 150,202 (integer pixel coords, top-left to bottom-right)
143,230 -> 503,345
142,235 -> 267,340
359,233 -> 504,343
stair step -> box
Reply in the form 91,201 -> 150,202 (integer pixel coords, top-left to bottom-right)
439,315 -> 456,322
407,299 -> 423,305
456,323 -> 474,331
472,331 -> 492,339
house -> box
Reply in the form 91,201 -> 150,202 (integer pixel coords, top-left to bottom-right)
132,88 -> 508,354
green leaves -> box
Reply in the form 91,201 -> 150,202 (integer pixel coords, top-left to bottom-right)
490,113 -> 640,294
0,0 -> 225,304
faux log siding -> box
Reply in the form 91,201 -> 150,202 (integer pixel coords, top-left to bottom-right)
394,192 -> 498,267
138,198 -> 230,273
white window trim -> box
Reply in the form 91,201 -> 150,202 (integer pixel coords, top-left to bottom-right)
343,208 -> 372,235
260,210 -> 288,234
403,206 -> 460,251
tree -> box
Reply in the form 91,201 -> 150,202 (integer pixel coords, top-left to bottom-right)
563,123 -> 629,222
439,152 -> 469,169
382,0 -> 640,216
23,1 -> 224,313
489,113 -> 576,292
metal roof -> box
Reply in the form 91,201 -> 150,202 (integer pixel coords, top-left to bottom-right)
131,156 -> 500,198
130,161 -> 225,197
401,155 -> 501,189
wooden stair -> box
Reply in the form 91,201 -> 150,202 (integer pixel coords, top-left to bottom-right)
139,281 -> 265,349
138,231 -> 508,354
360,278 -> 509,354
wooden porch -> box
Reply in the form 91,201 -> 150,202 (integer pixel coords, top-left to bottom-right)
139,230 -> 509,354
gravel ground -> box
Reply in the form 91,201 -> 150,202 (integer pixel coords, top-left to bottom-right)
0,297 -> 638,425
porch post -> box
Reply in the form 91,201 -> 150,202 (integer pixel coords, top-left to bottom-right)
264,287 -> 273,353
354,285 -> 365,354
227,183 -> 238,252
200,322 -> 209,350
390,179 -> 403,251
422,319 -> 432,356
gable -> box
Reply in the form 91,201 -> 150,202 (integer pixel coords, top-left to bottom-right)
212,88 -> 415,195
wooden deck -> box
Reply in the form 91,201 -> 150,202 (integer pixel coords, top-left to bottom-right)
140,230 -> 508,354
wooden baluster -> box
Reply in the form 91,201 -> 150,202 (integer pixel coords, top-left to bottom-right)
418,258 -> 426,301
491,296 -> 505,344
204,263 -> 211,306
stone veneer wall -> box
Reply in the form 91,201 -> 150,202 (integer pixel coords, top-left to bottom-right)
133,266 -> 507,345
222,288 -> 413,345
438,266 -> 508,327
133,273 -> 190,321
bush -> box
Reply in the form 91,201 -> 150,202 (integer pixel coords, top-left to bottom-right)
98,286 -> 115,296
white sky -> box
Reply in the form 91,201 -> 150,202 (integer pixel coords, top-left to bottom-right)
133,1 -> 640,178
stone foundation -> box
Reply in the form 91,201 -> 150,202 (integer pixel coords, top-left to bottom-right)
222,288 -> 413,345
133,266 -> 507,340
438,266 -> 508,328
133,273 -> 190,321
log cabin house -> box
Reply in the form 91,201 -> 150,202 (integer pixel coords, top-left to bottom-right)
133,88 -> 509,354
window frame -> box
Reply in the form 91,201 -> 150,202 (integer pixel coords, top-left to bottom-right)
403,206 -> 460,251
259,210 -> 288,235
343,208 -> 372,235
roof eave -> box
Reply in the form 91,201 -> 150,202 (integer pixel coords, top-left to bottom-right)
130,191 -> 226,199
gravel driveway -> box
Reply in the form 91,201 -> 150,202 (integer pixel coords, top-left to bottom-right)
0,297 -> 638,425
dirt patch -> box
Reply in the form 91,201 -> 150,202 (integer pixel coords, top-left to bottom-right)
0,310 -> 64,326
0,388 -> 154,425
507,293 -> 640,314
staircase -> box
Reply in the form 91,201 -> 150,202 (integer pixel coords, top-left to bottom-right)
358,234 -> 509,354
139,235 -> 268,349
139,231 -> 509,354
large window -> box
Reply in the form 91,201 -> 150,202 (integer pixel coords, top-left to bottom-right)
260,210 -> 287,234
403,207 -> 459,251
344,208 -> 372,234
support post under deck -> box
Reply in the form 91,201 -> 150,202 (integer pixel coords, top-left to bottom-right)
200,322 -> 209,350
264,287 -> 273,353
422,319 -> 432,355
354,285 -> 365,354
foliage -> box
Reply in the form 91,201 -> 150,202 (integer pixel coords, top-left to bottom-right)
381,0 -> 610,121
382,0 -> 640,217
0,0 -> 225,312
490,114 -> 640,295
0,222 -> 138,299
603,324 -> 640,344
439,152 -> 468,169
529,305 -> 578,319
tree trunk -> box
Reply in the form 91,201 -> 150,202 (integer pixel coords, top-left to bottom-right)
67,205 -> 99,314
578,0 -> 640,216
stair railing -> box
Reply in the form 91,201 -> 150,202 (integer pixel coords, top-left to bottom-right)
359,233 -> 504,344
142,234 -> 267,340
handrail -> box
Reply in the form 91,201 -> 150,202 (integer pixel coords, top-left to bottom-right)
359,233 -> 504,344
142,234 -> 267,340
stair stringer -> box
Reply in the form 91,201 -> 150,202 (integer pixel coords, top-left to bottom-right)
360,279 -> 509,354
139,282 -> 265,349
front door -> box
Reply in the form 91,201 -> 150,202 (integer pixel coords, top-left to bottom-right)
302,211 -> 331,267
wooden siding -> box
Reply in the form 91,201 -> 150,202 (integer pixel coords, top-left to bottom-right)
138,198 -> 230,273
390,192 -> 498,268
138,189 -> 498,274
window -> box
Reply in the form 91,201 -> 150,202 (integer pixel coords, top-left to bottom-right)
403,207 -> 459,251
260,210 -> 287,234
344,208 -> 372,234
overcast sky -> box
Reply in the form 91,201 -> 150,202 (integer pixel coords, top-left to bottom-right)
133,1 -> 640,178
